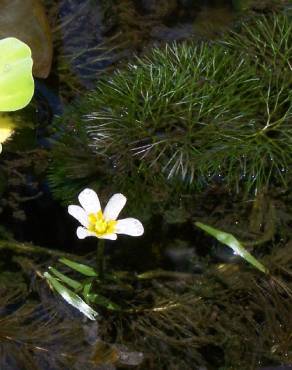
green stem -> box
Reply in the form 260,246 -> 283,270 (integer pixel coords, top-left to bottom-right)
0,239 -> 77,259
96,239 -> 105,278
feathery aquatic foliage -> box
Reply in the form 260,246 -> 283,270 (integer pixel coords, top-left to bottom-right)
49,13 -> 292,212
108,242 -> 292,369
0,275 -> 90,370
223,13 -> 292,74
0,255 -> 143,370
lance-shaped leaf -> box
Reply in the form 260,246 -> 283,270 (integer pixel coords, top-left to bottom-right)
0,37 -> 34,111
83,281 -> 121,311
48,266 -> 82,291
44,272 -> 98,320
59,257 -> 98,277
195,222 -> 268,274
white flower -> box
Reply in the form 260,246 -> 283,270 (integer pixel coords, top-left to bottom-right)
68,188 -> 144,240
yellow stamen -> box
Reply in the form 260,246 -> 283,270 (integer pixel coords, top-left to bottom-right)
87,210 -> 117,237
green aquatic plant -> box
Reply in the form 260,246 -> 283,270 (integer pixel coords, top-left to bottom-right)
44,241 -> 292,369
0,261 -> 142,370
2,206 -> 292,368
223,13 -> 292,74
0,37 -> 34,153
45,188 -> 144,317
0,37 -> 34,112
49,13 -> 292,218
195,221 -> 268,273
45,257 -> 121,319
68,188 -> 143,276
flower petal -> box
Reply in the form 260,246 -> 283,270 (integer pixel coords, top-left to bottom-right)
103,193 -> 127,221
68,205 -> 89,227
78,188 -> 101,214
76,226 -> 96,239
116,218 -> 144,236
99,233 -> 117,240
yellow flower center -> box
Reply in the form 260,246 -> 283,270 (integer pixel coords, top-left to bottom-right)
87,210 -> 117,237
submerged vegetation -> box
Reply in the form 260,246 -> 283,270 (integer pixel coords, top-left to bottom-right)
1,3 -> 292,370
42,240 -> 292,369
49,13 -> 292,216
224,13 -> 292,73
44,13 -> 292,366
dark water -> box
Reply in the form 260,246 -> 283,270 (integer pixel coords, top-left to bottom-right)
1,1 -> 292,370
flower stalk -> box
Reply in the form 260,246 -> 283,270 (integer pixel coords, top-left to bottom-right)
96,239 -> 105,277
68,188 -> 144,277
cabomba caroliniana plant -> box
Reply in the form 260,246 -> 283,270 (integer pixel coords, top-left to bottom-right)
0,37 -> 34,152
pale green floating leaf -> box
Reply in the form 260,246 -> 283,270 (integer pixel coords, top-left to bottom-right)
59,257 -> 98,277
195,221 -> 268,274
0,37 -> 34,111
44,272 -> 98,320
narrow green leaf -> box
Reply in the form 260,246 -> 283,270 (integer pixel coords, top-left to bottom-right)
195,222 -> 268,274
48,266 -> 82,291
83,281 -> 93,303
44,272 -> 98,320
89,293 -> 121,311
0,37 -> 34,111
82,281 -> 121,311
83,282 -> 120,311
59,258 -> 98,277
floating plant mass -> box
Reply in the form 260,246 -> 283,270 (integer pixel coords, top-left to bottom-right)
49,13 -> 292,216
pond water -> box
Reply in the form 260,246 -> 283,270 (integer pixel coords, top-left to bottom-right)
0,0 -> 292,369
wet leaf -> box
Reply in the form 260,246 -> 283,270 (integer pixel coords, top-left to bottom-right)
44,271 -> 98,320
195,221 -> 268,274
82,281 -> 121,311
0,37 -> 34,111
48,266 -> 82,291
83,280 -> 94,302
59,257 -> 98,277
0,0 -> 53,78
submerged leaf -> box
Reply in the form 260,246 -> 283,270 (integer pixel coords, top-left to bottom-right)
44,272 -> 98,320
48,266 -> 82,291
83,284 -> 121,311
0,37 -> 34,111
195,221 -> 268,273
59,258 -> 98,277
